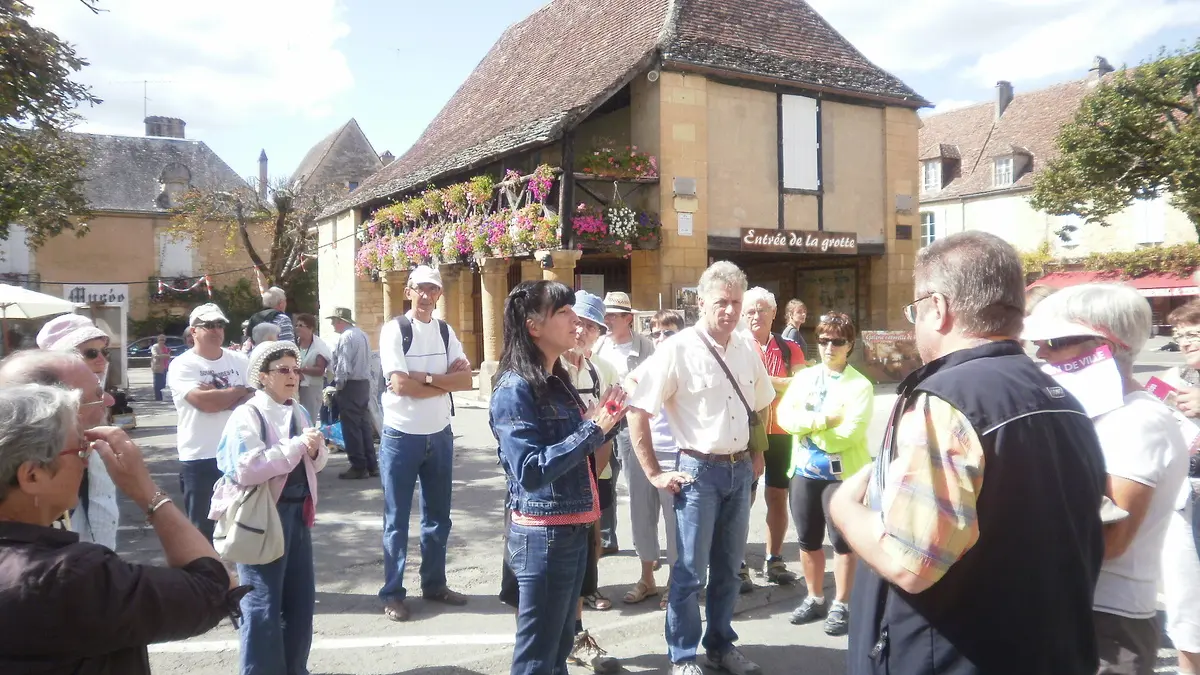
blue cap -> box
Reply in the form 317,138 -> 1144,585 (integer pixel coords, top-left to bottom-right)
573,291 -> 607,333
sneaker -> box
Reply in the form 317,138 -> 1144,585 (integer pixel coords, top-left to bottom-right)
670,662 -> 704,675
789,595 -> 827,625
705,648 -> 762,675
765,558 -> 797,585
738,563 -> 754,594
824,601 -> 849,636
368,468 -> 380,478
567,630 -> 621,674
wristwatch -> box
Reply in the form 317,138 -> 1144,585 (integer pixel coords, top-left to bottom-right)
425,374 -> 434,385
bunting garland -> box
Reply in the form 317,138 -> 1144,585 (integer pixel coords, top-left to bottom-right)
156,275 -> 213,298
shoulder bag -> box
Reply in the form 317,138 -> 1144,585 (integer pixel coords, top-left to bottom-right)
699,333 -> 769,454
212,406 -> 290,565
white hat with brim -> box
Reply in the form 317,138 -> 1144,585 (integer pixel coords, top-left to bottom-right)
1020,313 -> 1108,343
603,291 -> 635,314
247,340 -> 300,389
36,314 -> 110,352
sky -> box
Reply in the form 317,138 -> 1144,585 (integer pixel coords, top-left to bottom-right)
29,0 -> 1200,184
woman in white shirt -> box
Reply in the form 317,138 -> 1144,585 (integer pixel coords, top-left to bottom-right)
213,341 -> 327,675
293,314 -> 332,425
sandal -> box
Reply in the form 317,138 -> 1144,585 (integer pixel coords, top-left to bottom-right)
622,579 -> 660,604
659,585 -> 669,610
583,591 -> 612,611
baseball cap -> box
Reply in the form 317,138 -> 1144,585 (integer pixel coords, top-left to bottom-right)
409,265 -> 443,289
189,303 -> 228,326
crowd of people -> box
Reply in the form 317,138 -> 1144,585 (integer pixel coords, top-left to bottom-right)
3,231 -> 1200,675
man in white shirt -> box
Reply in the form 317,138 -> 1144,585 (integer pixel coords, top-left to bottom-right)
593,291 -> 655,554
166,303 -> 251,543
377,266 -> 473,622
627,262 -> 775,675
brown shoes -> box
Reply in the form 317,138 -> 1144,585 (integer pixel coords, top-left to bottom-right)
383,599 -> 409,622
422,587 -> 469,606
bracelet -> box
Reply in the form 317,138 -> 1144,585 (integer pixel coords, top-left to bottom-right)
145,491 -> 172,524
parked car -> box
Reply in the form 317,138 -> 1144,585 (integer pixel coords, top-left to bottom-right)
127,335 -> 187,359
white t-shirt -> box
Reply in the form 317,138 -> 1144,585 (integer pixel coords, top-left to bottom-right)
1093,391 -> 1189,619
597,340 -> 635,378
379,313 -> 465,435
167,349 -> 250,462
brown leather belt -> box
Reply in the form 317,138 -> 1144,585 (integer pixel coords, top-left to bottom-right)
680,448 -> 750,463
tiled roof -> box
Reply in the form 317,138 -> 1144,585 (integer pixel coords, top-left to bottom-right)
324,0 -> 924,217
74,133 -> 245,213
290,118 -> 383,191
918,79 -> 1093,202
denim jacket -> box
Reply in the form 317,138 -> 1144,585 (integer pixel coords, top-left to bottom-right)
490,370 -> 607,517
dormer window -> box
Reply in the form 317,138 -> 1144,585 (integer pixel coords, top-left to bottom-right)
156,163 -> 192,209
993,156 -> 1014,187
922,160 -> 941,192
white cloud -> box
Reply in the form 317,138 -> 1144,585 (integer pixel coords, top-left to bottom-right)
29,0 -> 353,138
808,0 -> 1200,87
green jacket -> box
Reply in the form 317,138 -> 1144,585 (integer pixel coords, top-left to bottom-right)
775,363 -> 874,479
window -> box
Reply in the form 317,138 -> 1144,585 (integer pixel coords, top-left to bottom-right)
346,181 -> 359,191
920,211 -> 937,247
0,225 -> 31,274
1134,198 -> 1165,244
781,94 -> 819,191
1058,214 -> 1081,248
993,157 -> 1014,187
922,160 -> 941,192
157,231 -> 194,277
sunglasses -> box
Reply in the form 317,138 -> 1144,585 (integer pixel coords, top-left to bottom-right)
818,337 -> 849,347
266,366 -> 300,377
650,330 -> 678,340
80,347 -> 111,361
194,321 -> 227,330
1042,335 -> 1099,350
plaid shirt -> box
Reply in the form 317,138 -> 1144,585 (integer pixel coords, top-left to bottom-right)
878,393 -> 986,583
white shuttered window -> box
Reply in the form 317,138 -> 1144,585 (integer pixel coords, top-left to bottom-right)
781,95 -> 819,191
158,231 -> 194,277
0,225 -> 31,274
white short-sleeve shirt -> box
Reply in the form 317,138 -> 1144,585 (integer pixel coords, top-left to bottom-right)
627,327 -> 774,455
166,348 -> 250,462
379,312 -> 466,435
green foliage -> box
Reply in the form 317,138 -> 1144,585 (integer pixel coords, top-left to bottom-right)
0,0 -> 101,245
1080,242 -> 1200,277
1020,240 -> 1055,276
1031,41 -> 1200,240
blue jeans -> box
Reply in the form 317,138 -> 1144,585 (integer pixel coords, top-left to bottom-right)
179,458 -> 222,543
153,371 -> 167,401
667,452 -> 753,664
508,522 -> 590,675
379,425 -> 454,601
237,487 -> 315,675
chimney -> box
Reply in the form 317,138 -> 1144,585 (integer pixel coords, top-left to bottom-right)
258,150 -> 268,199
380,150 -> 395,166
1088,56 -> 1114,86
144,116 -> 186,139
995,81 -> 1014,120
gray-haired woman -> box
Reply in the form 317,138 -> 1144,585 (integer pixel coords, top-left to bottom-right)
0,384 -> 244,674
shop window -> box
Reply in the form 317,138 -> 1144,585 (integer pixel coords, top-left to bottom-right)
922,160 -> 941,192
920,212 -> 938,247
781,94 -> 819,191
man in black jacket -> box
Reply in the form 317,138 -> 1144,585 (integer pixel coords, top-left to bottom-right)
830,231 -> 1107,675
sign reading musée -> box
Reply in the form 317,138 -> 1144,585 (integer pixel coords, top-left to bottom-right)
740,229 -> 858,255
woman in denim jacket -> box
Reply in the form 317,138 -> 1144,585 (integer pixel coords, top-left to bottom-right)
490,280 -> 628,675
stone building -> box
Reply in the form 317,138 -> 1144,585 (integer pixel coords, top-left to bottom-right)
316,0 -> 926,379
291,118 -> 386,193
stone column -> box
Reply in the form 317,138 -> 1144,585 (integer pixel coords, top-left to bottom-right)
382,270 -> 408,322
543,249 -> 583,286
478,257 -> 509,400
520,259 -> 542,283
436,264 -> 462,327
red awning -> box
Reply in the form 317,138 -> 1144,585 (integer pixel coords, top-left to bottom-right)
1030,271 -> 1199,298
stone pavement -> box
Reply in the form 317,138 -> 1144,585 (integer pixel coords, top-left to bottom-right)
115,361 -> 1180,674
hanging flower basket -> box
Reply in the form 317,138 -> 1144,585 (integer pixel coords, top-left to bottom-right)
576,143 -> 659,180
571,204 -> 661,257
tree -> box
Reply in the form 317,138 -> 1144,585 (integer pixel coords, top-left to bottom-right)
1031,41 -> 1200,240
169,179 -> 340,292
0,0 -> 101,245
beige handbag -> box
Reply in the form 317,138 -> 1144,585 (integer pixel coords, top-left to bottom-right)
213,483 -> 284,565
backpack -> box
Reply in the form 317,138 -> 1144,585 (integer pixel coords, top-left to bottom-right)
771,333 -> 799,372
395,315 -> 455,416
247,308 -> 281,336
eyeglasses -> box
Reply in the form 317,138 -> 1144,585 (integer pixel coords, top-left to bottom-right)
817,337 -> 849,347
903,295 -> 935,324
650,330 -> 678,340
80,347 -> 110,361
266,366 -> 300,377
194,321 -> 227,330
1043,335 -> 1100,350
59,441 -> 93,461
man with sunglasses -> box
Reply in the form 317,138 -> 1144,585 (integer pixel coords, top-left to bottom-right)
0,349 -> 118,549
829,232 -> 1107,675
167,303 -> 251,543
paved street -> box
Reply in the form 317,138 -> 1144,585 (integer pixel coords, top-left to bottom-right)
121,344 -> 1185,674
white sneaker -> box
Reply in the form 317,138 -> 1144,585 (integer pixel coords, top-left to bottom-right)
670,662 -> 704,675
706,648 -> 762,675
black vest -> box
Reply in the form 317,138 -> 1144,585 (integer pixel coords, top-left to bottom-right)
848,341 -> 1106,675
